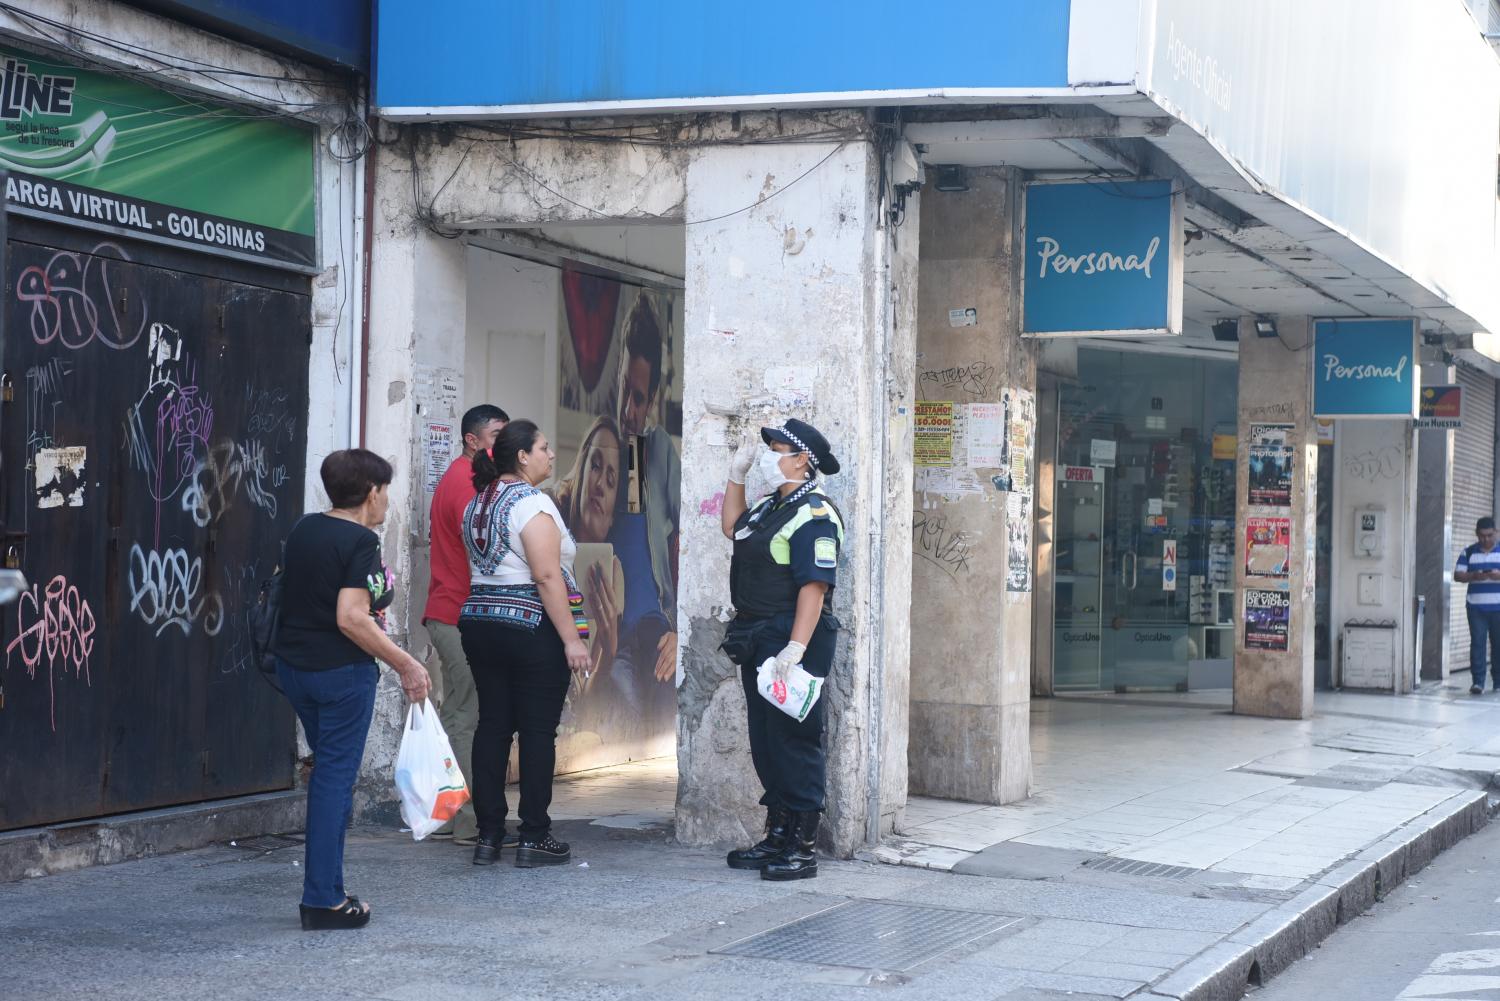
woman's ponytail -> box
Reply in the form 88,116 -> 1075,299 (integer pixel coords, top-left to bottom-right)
471,446 -> 500,492
472,419 -> 541,492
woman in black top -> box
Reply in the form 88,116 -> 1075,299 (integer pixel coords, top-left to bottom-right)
274,449 -> 431,931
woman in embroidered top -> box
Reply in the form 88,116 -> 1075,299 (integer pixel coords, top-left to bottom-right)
459,419 -> 590,867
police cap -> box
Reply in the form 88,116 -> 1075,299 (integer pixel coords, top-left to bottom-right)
761,418 -> 840,475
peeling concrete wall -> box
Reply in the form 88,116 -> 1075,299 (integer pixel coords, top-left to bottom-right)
359,143 -> 468,817
366,110 -> 908,840
675,127 -> 913,856
908,168 -> 1035,804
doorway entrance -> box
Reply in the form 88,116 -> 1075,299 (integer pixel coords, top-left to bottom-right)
1052,348 -> 1238,692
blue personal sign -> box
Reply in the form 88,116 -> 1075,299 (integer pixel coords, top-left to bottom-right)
1312,319 -> 1419,418
1022,180 -> 1183,337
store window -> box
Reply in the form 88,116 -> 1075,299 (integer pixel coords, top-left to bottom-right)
1053,349 -> 1238,691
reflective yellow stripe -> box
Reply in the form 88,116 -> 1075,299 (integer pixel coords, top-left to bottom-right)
769,496 -> 844,565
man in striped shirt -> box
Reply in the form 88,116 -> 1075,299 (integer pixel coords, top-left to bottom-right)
1456,517 -> 1500,695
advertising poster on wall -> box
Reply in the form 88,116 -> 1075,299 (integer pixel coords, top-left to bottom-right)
0,43 -> 316,268
1245,516 -> 1291,578
1244,588 -> 1291,651
914,401 -> 956,466
1246,423 -> 1294,507
1006,493 -> 1032,594
552,267 -> 683,773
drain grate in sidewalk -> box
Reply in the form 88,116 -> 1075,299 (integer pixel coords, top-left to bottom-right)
1082,857 -> 1198,879
712,900 -> 1019,971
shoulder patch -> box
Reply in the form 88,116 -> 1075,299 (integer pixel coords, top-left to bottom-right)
807,503 -> 831,519
814,536 -> 838,569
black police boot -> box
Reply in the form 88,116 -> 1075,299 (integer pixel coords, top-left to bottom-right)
761,811 -> 819,881
726,805 -> 792,870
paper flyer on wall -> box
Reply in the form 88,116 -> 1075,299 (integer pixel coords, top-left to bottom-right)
966,402 -> 1004,468
1006,492 -> 1032,594
914,401 -> 955,467
993,388 -> 1036,494
1246,423 -> 1294,508
1244,516 -> 1291,578
1244,588 -> 1291,651
422,421 -> 454,494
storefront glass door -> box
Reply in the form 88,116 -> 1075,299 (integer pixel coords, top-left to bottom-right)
1053,349 -> 1238,691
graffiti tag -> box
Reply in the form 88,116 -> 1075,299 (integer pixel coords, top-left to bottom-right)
5,576 -> 97,732
16,243 -> 148,351
126,544 -> 224,638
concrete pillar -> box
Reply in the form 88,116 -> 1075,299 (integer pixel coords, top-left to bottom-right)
1234,316 -> 1318,719
674,137 -> 917,855
356,144 -> 469,816
1415,354 -> 1455,680
907,168 -> 1034,803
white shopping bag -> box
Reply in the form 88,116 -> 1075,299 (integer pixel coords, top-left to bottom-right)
394,699 -> 470,841
755,657 -> 824,723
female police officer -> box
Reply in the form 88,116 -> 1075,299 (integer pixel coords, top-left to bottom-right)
718,419 -> 844,881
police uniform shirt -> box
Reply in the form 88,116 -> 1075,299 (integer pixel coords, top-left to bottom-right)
731,492 -> 844,617
783,497 -> 841,591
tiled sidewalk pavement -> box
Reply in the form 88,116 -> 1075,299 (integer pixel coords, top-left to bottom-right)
879,683 -> 1499,894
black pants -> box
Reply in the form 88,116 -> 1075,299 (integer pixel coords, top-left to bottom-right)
460,618 -> 572,836
736,610 -> 838,814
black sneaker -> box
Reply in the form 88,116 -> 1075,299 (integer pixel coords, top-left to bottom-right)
514,832 -> 571,867
1472,684 -> 1484,696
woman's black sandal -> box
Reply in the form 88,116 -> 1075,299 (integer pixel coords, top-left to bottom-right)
299,896 -> 371,930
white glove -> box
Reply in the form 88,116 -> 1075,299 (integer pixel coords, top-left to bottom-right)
728,440 -> 758,484
772,641 -> 806,682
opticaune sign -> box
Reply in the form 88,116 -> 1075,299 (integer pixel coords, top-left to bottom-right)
1311,318 -> 1419,419
0,46 -> 315,269
1022,179 -> 1184,337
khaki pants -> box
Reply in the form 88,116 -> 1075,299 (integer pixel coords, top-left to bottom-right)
427,619 -> 479,839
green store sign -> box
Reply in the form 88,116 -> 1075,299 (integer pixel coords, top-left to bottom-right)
0,45 -> 316,269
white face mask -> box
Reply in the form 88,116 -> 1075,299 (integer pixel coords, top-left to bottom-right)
758,448 -> 796,488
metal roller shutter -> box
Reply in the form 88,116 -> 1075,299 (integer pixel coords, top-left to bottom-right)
1450,367 -> 1497,672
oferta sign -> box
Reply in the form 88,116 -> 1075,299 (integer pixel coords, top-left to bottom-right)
0,46 -> 315,269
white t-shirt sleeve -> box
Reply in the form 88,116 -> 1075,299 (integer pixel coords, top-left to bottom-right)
506,492 -> 551,542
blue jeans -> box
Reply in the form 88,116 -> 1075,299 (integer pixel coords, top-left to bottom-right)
1468,606 -> 1500,689
276,658 -> 378,908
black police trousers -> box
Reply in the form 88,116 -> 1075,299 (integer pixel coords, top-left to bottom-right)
736,609 -> 838,814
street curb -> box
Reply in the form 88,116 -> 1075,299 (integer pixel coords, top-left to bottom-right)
1148,788 -> 1490,1001
0,790 -> 307,883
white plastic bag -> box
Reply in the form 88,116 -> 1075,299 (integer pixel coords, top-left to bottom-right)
755,657 -> 824,723
394,699 -> 470,841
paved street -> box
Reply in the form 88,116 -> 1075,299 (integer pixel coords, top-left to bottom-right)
1252,814 -> 1500,1000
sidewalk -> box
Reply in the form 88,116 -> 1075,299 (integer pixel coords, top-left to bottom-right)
2,684 -> 1496,1001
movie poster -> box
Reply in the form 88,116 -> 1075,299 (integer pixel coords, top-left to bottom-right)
1246,423 -> 1294,508
1244,516 -> 1291,579
551,267 -> 683,774
1244,588 -> 1291,651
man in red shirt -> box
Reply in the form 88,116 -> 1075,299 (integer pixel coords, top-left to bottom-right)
424,404 -> 507,844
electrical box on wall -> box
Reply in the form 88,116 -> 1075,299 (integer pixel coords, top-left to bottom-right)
1353,507 -> 1385,559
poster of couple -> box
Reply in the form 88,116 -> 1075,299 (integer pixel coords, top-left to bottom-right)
551,266 -> 682,774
